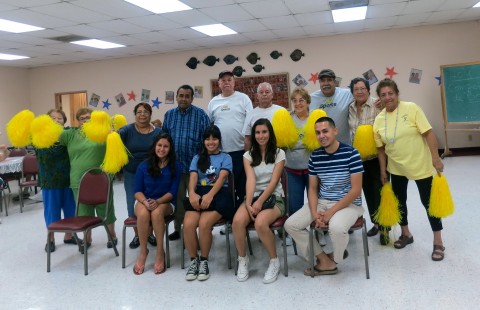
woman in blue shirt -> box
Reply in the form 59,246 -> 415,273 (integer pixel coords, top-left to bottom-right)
184,125 -> 234,281
133,133 -> 181,275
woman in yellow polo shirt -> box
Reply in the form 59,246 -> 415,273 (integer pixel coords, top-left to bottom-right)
373,78 -> 445,261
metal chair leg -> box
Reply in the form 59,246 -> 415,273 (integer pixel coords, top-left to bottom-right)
122,224 -> 127,268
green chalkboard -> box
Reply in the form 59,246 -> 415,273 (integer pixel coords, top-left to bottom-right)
440,62 -> 480,123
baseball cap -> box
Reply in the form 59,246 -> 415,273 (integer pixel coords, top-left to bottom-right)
218,70 -> 234,79
318,69 -> 336,79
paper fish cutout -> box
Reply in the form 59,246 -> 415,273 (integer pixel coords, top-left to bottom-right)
186,57 -> 200,69
270,50 -> 282,59
290,49 -> 305,62
233,66 -> 246,77
247,52 -> 260,65
223,54 -> 238,65
203,55 -> 219,66
253,65 -> 265,73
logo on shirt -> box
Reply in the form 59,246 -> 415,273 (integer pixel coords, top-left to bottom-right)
319,98 -> 336,109
220,104 -> 230,111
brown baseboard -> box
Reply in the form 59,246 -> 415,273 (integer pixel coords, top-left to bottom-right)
439,147 -> 480,157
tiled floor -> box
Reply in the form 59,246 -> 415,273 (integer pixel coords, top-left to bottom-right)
0,155 -> 478,309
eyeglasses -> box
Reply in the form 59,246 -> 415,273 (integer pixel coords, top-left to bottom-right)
353,87 -> 368,92
258,90 -> 271,95
136,111 -> 150,116
78,116 -> 90,122
291,98 -> 307,103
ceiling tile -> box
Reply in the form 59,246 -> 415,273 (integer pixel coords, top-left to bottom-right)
294,11 -> 333,26
29,2 -> 111,23
200,4 -> 253,22
240,0 -> 291,19
125,15 -> 183,31
88,20 -> 149,35
259,15 -> 299,29
224,19 -> 267,32
283,0 -> 330,14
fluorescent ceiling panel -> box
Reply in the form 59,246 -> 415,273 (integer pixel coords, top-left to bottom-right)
474,2 -> 480,8
124,0 -> 192,14
0,53 -> 29,60
191,24 -> 237,36
70,39 -> 125,49
0,18 -> 44,33
332,6 -> 367,23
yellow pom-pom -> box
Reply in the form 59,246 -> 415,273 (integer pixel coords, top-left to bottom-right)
101,132 -> 129,174
353,124 -> 377,159
30,115 -> 63,148
272,110 -> 298,148
112,114 -> 128,131
429,174 -> 455,218
6,110 -> 35,147
302,109 -> 327,150
82,110 -> 112,143
374,183 -> 401,227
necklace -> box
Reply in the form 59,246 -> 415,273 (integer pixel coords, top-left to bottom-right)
384,104 -> 399,143
135,123 -> 153,134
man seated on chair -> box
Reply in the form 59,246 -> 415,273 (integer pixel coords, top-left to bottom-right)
284,116 -> 364,276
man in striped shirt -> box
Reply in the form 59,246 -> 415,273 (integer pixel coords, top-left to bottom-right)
285,116 -> 364,276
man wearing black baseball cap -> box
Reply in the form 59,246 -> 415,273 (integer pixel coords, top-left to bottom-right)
310,69 -> 354,145
208,70 -> 253,233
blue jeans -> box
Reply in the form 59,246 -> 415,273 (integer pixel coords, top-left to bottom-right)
124,170 -> 136,217
286,169 -> 309,215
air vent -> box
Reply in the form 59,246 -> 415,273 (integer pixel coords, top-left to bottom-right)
48,35 -> 89,43
329,0 -> 369,10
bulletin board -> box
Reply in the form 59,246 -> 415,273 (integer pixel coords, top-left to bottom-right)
211,72 -> 290,109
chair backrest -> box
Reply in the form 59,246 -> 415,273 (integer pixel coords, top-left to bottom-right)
77,168 -> 110,208
9,148 -> 27,157
22,155 -> 39,176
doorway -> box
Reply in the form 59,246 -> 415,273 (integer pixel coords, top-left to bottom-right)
54,91 -> 88,127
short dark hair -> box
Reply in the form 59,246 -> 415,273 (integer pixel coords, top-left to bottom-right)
47,108 -> 67,123
176,84 -> 194,97
349,77 -> 370,94
315,116 -> 336,128
198,125 -> 222,172
376,78 -> 399,97
134,102 -> 152,115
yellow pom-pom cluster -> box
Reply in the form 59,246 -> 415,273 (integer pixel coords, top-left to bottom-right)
302,109 -> 327,150
6,110 -> 35,147
272,109 -> 298,148
429,174 -> 455,218
112,114 -> 128,131
101,132 -> 129,174
30,115 -> 63,148
374,183 -> 402,227
82,110 -> 112,143
353,124 -> 377,159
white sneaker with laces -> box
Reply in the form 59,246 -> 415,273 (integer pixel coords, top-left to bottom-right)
185,258 -> 199,281
197,260 -> 210,281
263,257 -> 280,284
236,256 -> 249,282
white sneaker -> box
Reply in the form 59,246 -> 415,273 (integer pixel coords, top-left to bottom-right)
197,260 -> 210,281
236,256 -> 249,282
185,258 -> 199,281
282,235 -> 293,247
263,257 -> 280,284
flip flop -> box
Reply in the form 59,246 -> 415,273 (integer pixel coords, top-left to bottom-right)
154,262 -> 166,275
432,245 -> 445,261
133,249 -> 149,275
304,266 -> 338,276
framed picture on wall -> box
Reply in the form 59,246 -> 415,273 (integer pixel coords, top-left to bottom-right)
211,72 -> 290,109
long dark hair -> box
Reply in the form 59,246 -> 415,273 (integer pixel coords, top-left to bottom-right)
198,125 -> 222,172
148,133 -> 176,178
250,118 -> 277,167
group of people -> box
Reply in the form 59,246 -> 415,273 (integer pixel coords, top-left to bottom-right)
29,67 -> 445,283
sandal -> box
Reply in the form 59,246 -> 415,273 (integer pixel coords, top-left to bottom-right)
304,266 -> 338,276
154,261 -> 166,274
133,249 -> 149,275
393,235 -> 414,249
432,245 -> 445,261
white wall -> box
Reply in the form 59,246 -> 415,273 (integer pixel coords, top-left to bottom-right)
2,20 -> 479,148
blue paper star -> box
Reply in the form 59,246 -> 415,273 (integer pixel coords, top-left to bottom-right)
152,97 -> 162,109
102,99 -> 111,109
435,76 -> 441,86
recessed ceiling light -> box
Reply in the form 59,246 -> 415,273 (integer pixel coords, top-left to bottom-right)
71,39 -> 125,49
0,53 -> 29,60
191,24 -> 237,37
0,18 -> 44,33
124,0 -> 192,14
474,1 -> 480,8
332,6 -> 367,23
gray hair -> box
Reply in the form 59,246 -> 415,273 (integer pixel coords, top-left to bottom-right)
257,82 -> 273,93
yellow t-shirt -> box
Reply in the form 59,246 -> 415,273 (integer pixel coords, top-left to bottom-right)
373,101 -> 434,180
